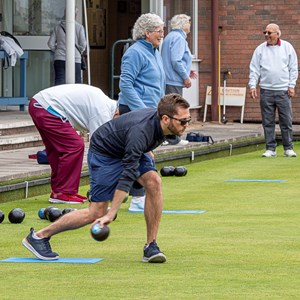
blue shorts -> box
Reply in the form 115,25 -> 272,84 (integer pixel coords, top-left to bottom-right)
87,150 -> 156,202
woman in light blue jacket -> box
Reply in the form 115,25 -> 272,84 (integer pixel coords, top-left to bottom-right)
118,13 -> 166,212
118,13 -> 165,112
161,14 -> 197,96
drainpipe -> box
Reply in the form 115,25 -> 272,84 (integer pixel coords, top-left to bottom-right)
65,0 -> 76,84
211,0 -> 219,121
83,0 -> 91,85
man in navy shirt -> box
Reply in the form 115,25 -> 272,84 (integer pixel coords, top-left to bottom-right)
23,93 -> 191,263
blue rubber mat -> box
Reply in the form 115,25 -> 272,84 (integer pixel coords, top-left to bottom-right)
0,257 -> 103,264
225,179 -> 286,183
129,210 -> 206,214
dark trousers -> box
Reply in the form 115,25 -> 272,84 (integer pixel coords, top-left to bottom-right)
54,60 -> 82,85
165,86 -> 184,144
165,84 -> 183,96
260,88 -> 293,151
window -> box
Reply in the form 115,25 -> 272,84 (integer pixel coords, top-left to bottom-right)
13,0 -> 65,36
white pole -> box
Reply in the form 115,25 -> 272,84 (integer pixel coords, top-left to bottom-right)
223,75 -> 226,116
150,0 -> 163,18
65,0 -> 76,83
83,0 -> 91,85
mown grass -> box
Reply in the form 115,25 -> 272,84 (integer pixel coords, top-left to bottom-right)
1,144 -> 300,299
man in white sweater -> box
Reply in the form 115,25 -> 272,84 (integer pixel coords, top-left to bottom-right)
29,84 -> 118,204
249,23 -> 298,158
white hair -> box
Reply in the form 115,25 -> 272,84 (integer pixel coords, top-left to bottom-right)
170,14 -> 191,30
132,13 -> 164,40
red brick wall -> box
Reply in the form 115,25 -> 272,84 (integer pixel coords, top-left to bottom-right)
198,0 -> 300,123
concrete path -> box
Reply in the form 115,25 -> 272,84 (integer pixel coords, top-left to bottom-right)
0,108 -> 266,183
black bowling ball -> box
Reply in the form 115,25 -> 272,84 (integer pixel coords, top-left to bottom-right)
62,208 -> 77,215
160,166 -> 175,177
0,210 -> 4,223
174,166 -> 187,177
8,208 -> 25,223
44,206 -> 56,221
48,208 -> 62,222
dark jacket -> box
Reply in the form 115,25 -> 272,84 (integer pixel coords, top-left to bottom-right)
90,108 -> 165,192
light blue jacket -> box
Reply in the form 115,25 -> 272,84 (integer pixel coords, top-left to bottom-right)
161,29 -> 192,87
118,39 -> 165,110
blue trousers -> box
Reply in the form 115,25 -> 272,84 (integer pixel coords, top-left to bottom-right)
54,60 -> 82,85
88,151 -> 156,202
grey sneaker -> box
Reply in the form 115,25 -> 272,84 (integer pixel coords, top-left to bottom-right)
142,240 -> 166,263
262,150 -> 276,157
22,228 -> 59,260
284,149 -> 297,157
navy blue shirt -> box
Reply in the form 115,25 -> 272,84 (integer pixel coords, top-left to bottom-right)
90,108 -> 165,192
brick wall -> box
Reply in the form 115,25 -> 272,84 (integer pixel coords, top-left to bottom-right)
199,0 -> 300,123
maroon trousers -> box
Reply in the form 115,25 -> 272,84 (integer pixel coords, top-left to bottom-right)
29,99 -> 85,194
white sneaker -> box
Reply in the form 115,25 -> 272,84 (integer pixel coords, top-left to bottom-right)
262,150 -> 276,157
284,149 -> 297,157
128,196 -> 145,212
162,141 -> 169,146
178,139 -> 189,146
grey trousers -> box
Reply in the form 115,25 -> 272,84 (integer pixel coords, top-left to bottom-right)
165,85 -> 184,144
260,88 -> 293,151
165,84 -> 183,95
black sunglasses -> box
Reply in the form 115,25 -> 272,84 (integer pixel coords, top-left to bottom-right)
263,31 -> 277,35
167,115 -> 192,125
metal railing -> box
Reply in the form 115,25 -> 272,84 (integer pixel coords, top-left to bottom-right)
109,39 -> 135,99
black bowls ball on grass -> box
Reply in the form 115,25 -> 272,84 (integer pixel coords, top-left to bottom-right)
62,208 -> 77,215
160,166 -> 175,177
8,208 -> 25,223
44,206 -> 56,221
0,210 -> 4,223
48,208 -> 62,222
174,166 -> 188,177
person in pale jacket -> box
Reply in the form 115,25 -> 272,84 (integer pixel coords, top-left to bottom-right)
48,9 -> 87,85
249,23 -> 298,158
160,14 -> 195,146
28,84 -> 118,204
161,14 -> 197,96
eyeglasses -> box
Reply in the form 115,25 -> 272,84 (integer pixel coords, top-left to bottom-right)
263,31 -> 277,35
167,115 -> 192,125
151,29 -> 164,34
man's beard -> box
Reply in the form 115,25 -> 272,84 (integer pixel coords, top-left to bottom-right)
167,123 -> 183,136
